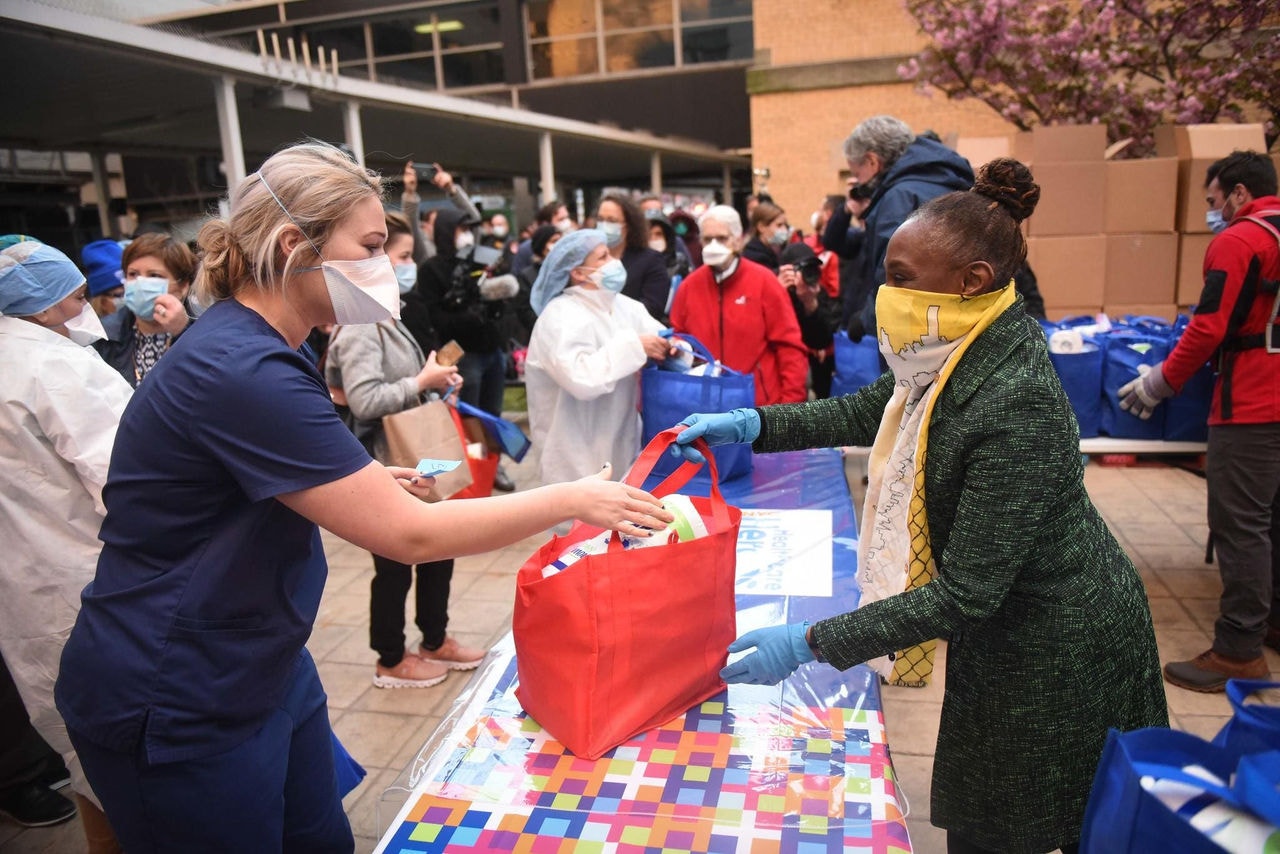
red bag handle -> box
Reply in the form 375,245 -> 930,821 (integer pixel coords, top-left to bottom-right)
623,427 -> 732,530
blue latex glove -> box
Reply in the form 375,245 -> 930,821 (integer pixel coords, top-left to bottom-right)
671,408 -> 761,463
720,622 -> 814,685
658,328 -> 677,338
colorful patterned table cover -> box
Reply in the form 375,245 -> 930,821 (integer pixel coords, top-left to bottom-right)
375,449 -> 912,853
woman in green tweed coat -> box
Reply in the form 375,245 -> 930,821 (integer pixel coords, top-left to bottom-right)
676,160 -> 1168,853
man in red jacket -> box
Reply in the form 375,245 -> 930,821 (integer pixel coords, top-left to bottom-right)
1119,150 -> 1280,691
669,205 -> 808,405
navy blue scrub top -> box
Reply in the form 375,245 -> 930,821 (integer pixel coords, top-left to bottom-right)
56,299 -> 371,764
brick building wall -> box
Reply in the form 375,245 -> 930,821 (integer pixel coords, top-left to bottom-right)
748,0 -> 1016,229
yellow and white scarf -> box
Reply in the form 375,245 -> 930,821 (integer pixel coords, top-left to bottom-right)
857,284 -> 1015,686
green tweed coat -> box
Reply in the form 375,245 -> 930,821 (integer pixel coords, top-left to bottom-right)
754,299 -> 1168,852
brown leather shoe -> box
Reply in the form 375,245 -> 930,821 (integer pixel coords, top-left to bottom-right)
1163,649 -> 1269,693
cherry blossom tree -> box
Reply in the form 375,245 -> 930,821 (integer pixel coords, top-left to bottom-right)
901,0 -> 1279,156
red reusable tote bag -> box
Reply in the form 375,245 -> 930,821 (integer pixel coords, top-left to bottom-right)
513,428 -> 741,759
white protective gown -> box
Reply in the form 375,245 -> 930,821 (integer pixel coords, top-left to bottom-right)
0,316 -> 132,802
525,286 -> 664,485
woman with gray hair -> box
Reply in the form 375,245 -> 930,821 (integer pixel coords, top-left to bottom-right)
827,114 -> 974,340
525,228 -> 672,486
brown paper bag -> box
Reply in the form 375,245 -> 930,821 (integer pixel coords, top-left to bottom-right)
382,400 -> 473,501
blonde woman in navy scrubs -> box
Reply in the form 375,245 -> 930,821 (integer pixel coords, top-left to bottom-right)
55,142 -> 670,853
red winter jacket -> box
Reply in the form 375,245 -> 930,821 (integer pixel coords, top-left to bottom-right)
670,257 -> 809,405
1163,196 -> 1280,425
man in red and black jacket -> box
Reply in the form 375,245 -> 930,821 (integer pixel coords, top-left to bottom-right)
670,205 -> 808,405
1119,150 -> 1280,691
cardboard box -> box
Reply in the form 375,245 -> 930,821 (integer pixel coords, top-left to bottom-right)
1104,233 -> 1178,304
1154,123 -> 1266,160
1027,234 -> 1107,307
1032,124 -> 1107,162
1176,158 -> 1217,233
1104,158 -> 1178,233
1012,132 -> 1035,165
1103,304 -> 1179,324
1176,233 -> 1214,305
955,135 -> 1012,170
1045,306 -> 1103,322
1029,162 -> 1107,236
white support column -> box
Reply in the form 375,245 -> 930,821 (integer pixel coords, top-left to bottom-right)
343,100 -> 365,167
89,151 -> 118,240
722,164 -> 732,206
213,75 -> 246,189
538,132 -> 556,205
650,151 -> 662,196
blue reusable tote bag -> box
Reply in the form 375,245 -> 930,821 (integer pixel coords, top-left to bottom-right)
453,398 -> 532,463
1047,338 -> 1104,439
640,334 -> 754,483
1080,727 -> 1270,854
1162,315 -> 1215,442
1213,679 -> 1280,763
1100,331 -> 1170,439
830,330 -> 883,398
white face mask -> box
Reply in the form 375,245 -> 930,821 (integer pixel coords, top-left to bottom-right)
64,301 -> 107,345
649,238 -> 667,253
600,221 -> 624,248
701,240 -> 734,268
258,172 -> 401,326
491,225 -> 509,239
555,219 -> 574,235
455,232 -> 475,252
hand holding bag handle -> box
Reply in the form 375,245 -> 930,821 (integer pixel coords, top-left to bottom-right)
625,427 -> 731,524
666,333 -> 745,376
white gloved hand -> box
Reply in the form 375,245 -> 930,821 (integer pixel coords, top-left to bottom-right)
1117,361 -> 1174,420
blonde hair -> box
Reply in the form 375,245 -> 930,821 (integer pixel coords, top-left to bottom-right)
194,142 -> 382,303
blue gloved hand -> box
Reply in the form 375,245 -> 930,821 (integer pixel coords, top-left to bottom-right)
658,328 -> 677,339
719,622 -> 814,685
671,409 -> 761,463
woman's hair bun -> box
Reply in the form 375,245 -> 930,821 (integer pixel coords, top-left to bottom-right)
972,158 -> 1040,224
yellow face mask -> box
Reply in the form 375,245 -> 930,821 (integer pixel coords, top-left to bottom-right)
874,284 -> 1014,360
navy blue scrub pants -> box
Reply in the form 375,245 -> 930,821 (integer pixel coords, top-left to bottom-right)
69,660 -> 352,853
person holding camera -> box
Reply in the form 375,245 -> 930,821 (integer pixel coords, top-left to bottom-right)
400,161 -> 482,263
779,242 -> 840,399
414,206 -> 520,491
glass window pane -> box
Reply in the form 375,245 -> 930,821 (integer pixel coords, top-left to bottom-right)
374,57 -> 438,88
442,48 -> 505,88
605,31 -> 674,71
530,37 -> 599,79
680,0 -> 750,24
370,16 -> 434,57
526,0 -> 597,39
682,20 -> 751,63
436,3 -> 503,50
602,0 -> 672,31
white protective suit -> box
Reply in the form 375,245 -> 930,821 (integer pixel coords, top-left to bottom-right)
525,286 -> 664,485
0,316 -> 131,803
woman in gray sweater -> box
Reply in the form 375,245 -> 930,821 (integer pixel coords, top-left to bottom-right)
325,212 -> 487,689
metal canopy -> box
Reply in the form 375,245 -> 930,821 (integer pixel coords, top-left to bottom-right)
0,0 -> 748,184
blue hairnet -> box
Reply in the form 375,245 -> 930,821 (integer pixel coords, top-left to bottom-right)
530,228 -> 606,316
0,239 -> 85,317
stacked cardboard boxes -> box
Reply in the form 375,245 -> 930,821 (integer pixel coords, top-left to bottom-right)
1154,124 -> 1269,309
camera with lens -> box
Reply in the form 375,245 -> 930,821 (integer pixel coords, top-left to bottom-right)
796,256 -> 823,287
442,243 -> 517,312
849,181 -> 876,202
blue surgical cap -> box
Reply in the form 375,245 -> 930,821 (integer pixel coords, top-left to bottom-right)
0,239 -> 86,317
530,228 -> 607,316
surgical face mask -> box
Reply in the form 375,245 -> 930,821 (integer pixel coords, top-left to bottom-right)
64,301 -> 107,345
1206,209 -> 1227,234
600,221 -> 624,248
701,240 -> 734,268
649,238 -> 667,253
258,171 -> 400,326
491,225 -> 509,239
768,225 -> 790,247
588,258 -> 627,293
394,263 -> 418,295
455,232 -> 475,252
111,296 -> 126,314
124,276 -> 168,320
673,222 -> 689,237
555,219 -> 574,235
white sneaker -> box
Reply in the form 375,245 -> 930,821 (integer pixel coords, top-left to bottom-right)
373,654 -> 449,688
